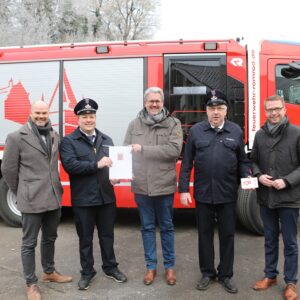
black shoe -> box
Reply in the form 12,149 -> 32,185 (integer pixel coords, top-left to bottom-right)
104,268 -> 127,283
219,277 -> 238,294
196,276 -> 214,290
78,272 -> 96,290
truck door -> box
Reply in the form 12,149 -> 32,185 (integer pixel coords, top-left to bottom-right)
267,59 -> 300,126
163,53 -> 245,153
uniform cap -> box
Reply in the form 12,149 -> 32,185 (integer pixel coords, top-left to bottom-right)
206,90 -> 228,106
74,98 -> 98,115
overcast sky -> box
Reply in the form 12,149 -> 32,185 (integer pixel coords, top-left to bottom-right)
155,0 -> 300,42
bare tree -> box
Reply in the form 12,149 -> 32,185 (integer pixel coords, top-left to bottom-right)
0,0 -> 160,46
0,0 -> 15,45
51,0 -> 88,43
89,0 -> 159,41
1,0 -> 57,46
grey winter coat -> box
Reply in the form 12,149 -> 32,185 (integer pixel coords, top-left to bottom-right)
251,120 -> 300,208
1,122 -> 63,213
123,109 -> 183,196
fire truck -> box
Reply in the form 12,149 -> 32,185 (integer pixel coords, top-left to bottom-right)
0,38 -> 300,234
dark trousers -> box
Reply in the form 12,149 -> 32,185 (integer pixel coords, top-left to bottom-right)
21,209 -> 61,285
195,202 -> 236,280
73,203 -> 118,277
260,206 -> 299,284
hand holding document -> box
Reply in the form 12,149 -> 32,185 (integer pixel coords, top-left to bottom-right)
109,146 -> 132,180
241,177 -> 258,189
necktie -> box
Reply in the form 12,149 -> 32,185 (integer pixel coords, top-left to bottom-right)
87,135 -> 95,143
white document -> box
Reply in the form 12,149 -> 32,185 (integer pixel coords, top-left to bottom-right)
109,146 -> 132,180
241,177 -> 258,189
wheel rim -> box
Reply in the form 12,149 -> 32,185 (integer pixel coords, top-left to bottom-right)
7,189 -> 21,217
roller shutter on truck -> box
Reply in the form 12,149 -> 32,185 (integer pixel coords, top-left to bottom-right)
0,57 -> 145,226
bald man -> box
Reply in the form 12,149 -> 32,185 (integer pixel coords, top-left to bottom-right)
2,101 -> 72,300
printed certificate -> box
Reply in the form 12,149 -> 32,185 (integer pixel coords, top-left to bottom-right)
109,146 -> 132,179
241,177 -> 258,189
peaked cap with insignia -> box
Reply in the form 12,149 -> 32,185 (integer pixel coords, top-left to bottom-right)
74,98 -> 98,115
206,90 -> 228,106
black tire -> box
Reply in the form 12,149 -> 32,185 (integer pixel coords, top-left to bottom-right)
236,186 -> 264,235
0,178 -> 21,227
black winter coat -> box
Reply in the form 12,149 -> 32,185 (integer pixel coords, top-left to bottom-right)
179,120 -> 251,204
251,121 -> 300,208
59,127 -> 116,206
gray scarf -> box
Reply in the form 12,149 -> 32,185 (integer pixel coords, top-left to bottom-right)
29,117 -> 52,157
142,107 -> 168,125
266,116 -> 288,137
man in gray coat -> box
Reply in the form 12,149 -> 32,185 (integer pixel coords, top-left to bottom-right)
1,101 -> 72,300
251,95 -> 300,300
124,87 -> 182,286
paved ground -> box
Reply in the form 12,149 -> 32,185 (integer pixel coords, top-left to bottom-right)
0,208 -> 299,300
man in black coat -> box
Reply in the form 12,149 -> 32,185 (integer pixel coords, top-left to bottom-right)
251,95 -> 300,300
178,90 -> 251,294
60,98 -> 127,290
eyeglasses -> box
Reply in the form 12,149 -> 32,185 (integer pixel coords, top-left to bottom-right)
146,100 -> 162,104
207,106 -> 226,112
265,107 -> 284,113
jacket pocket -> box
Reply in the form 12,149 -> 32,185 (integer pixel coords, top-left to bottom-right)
159,163 -> 176,182
195,140 -> 210,161
223,140 -> 238,150
195,140 -> 210,149
289,144 -> 299,166
131,130 -> 144,144
156,133 -> 169,145
23,179 -> 41,202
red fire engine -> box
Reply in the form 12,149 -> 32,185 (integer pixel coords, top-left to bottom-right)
0,38 -> 300,234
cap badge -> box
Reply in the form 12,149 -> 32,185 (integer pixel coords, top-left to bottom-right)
211,90 -> 218,100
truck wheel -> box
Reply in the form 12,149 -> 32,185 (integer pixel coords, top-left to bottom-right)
0,178 -> 21,227
236,187 -> 264,235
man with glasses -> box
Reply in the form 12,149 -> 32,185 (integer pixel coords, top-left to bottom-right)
124,87 -> 182,286
251,95 -> 300,300
179,90 -> 251,294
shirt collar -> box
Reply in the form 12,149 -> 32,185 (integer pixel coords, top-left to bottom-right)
80,128 -> 96,137
210,121 -> 225,130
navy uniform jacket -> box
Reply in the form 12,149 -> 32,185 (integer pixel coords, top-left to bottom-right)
179,120 -> 251,204
59,127 -> 116,206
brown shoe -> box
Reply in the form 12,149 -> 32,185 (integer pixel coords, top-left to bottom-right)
42,271 -> 72,283
284,283 -> 298,300
165,269 -> 176,285
143,269 -> 156,285
252,277 -> 277,290
26,284 -> 41,300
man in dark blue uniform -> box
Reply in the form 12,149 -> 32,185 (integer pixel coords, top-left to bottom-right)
60,98 -> 127,290
179,90 -> 251,294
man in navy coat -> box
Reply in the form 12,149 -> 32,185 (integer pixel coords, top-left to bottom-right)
60,98 -> 127,290
179,90 -> 251,294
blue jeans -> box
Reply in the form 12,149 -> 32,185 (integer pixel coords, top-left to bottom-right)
260,206 -> 299,284
135,194 -> 175,270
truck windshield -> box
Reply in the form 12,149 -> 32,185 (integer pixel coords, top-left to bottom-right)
277,64 -> 300,105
